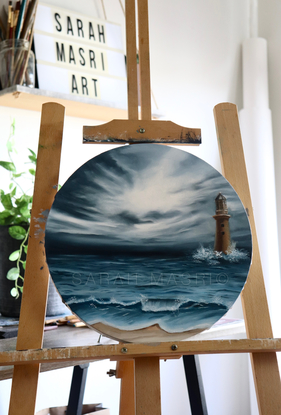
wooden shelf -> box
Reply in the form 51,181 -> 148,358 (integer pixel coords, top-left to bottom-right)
0,85 -> 129,121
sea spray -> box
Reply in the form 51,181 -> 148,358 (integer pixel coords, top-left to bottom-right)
192,244 -> 249,265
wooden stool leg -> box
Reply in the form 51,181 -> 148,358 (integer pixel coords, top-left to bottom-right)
117,360 -> 136,415
135,357 -> 161,415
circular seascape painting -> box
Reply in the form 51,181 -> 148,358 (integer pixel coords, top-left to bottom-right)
45,144 -> 252,342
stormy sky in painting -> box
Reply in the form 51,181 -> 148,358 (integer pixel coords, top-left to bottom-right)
45,144 -> 251,256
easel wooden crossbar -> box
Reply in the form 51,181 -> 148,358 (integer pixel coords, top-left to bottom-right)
5,0 -> 281,414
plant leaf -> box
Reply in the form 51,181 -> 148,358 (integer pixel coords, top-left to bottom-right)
28,154 -> 37,163
29,168 -> 36,176
0,213 -> 14,225
15,194 -> 31,208
0,209 -> 10,217
0,161 -> 16,171
28,148 -> 36,156
9,250 -> 20,261
8,225 -> 27,240
1,193 -> 13,210
6,268 -> 20,281
14,217 -> 29,225
10,287 -> 19,298
24,245 -> 28,254
19,206 -> 30,217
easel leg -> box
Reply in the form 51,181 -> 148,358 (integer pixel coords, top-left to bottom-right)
250,353 -> 281,414
8,103 -> 65,415
214,102 -> 281,414
117,360 -> 136,415
9,364 -> 40,415
135,357 -> 161,415
183,355 -> 208,415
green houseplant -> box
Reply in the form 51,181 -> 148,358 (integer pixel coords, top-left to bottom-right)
0,120 -> 68,318
0,120 -> 36,304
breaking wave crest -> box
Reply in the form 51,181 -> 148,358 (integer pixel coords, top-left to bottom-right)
192,244 -> 249,265
67,296 -> 140,307
141,298 -> 186,312
67,295 -> 228,313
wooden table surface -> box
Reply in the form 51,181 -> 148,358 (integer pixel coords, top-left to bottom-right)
0,324 -> 116,380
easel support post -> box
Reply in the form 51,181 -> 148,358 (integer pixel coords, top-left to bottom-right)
214,102 -> 281,414
116,361 -> 136,415
135,357 -> 161,415
8,103 -> 65,415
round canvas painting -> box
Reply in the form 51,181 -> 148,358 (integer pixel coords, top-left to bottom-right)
45,144 -> 252,342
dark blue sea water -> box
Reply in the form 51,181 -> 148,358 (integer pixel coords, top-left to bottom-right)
47,245 -> 251,333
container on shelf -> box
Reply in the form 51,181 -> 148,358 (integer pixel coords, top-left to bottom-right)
0,39 -> 35,89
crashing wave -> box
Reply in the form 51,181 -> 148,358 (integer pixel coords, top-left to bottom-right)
140,297 -> 228,312
141,298 -> 186,312
92,297 -> 141,307
192,244 -> 249,264
192,245 -> 222,264
224,244 -> 249,263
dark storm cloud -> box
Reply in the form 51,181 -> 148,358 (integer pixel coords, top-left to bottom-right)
171,152 -> 200,176
46,144 -> 251,255
110,145 -> 160,172
115,210 -> 153,226
143,210 -> 182,221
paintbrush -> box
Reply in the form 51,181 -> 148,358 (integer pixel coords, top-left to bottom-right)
20,0 -> 37,40
17,0 -> 38,86
14,1 -> 21,29
0,15 -> 6,40
6,1 -> 12,38
15,0 -> 27,39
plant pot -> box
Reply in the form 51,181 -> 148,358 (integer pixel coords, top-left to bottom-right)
0,225 -> 68,317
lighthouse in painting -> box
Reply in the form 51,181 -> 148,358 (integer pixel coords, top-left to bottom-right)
213,193 -> 231,254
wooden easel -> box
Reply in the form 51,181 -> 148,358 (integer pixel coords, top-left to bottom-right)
3,0 -> 281,414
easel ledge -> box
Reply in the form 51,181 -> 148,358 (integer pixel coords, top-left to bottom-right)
1,338 -> 281,367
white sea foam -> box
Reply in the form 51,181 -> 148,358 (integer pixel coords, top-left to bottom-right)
67,295 -> 93,305
141,298 -> 186,312
192,244 -> 249,265
224,244 -> 249,263
110,298 -> 140,307
67,296 -> 141,307
192,245 -> 222,264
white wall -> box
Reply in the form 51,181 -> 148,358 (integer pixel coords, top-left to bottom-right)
259,0 -> 281,304
1,0 -> 279,414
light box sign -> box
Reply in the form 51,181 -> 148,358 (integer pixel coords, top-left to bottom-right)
34,3 -> 127,106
